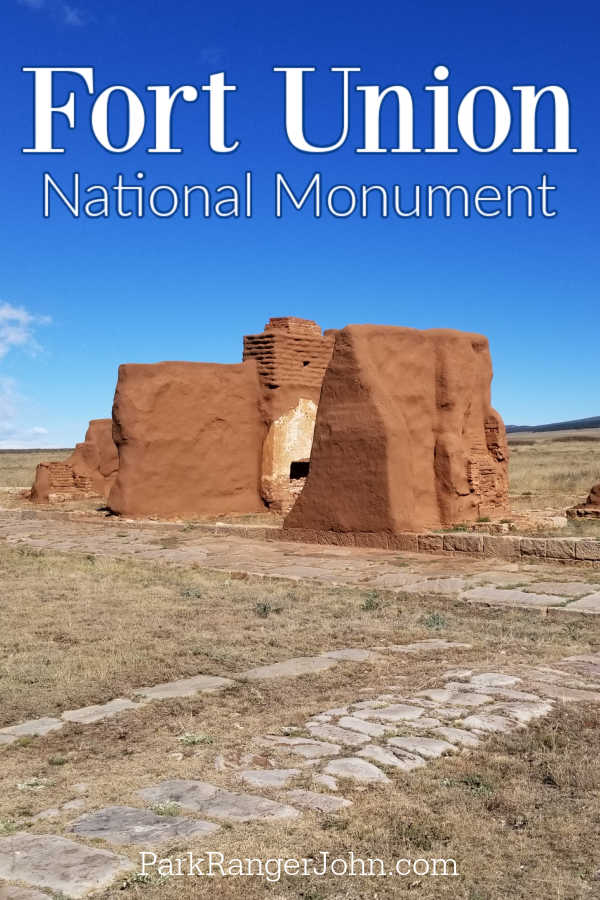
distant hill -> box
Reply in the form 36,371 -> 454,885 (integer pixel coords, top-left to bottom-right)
506,416 -> 600,434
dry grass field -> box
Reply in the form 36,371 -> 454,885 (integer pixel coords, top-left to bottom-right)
2,543 -> 598,729
3,428 -> 599,517
0,542 -> 599,898
1,439 -> 599,898
508,429 -> 600,512
507,429 -> 600,537
0,449 -> 72,488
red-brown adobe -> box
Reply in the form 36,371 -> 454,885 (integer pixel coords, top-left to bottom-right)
242,316 -> 336,511
284,324 -> 509,534
567,483 -> 600,519
107,359 -> 267,518
242,316 -> 335,420
30,418 -> 118,503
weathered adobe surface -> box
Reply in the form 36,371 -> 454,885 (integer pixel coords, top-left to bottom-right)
107,360 -> 267,518
243,317 -> 335,421
567,483 -> 600,519
30,419 -> 118,503
285,324 -> 509,535
243,317 -> 335,512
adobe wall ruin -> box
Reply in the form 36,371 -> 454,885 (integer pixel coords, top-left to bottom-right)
243,317 -> 335,512
567,483 -> 600,519
29,318 -> 510,531
284,325 -> 509,535
30,419 -> 118,504
107,360 -> 266,518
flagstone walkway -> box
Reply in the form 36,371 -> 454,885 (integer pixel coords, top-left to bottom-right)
1,642 -> 599,898
1,509 -> 599,616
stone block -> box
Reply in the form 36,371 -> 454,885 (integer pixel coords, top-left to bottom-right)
0,834 -> 131,898
353,532 -> 389,549
520,538 -> 547,558
388,533 -> 419,552
137,780 -> 299,821
443,533 -> 484,554
575,540 -> 600,561
418,534 -> 444,553
546,538 -> 576,560
482,535 -> 521,560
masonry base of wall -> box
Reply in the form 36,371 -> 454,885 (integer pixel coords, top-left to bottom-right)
277,527 -> 600,566
3,508 -> 599,567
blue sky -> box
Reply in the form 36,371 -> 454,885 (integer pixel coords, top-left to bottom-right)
1,0 -> 598,447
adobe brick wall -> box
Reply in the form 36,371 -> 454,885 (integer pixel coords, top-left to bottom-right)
243,316 -> 335,419
30,419 -> 117,503
243,317 -> 335,512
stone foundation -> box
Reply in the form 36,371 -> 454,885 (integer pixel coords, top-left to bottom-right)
277,527 -> 600,563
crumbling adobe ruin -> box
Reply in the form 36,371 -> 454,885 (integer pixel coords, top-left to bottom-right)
30,318 -> 510,533
243,317 -> 335,512
30,419 -> 118,504
567,483 -> 600,519
107,360 -> 266,518
284,325 -> 509,536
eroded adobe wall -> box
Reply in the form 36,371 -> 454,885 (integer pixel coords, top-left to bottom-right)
30,418 -> 118,503
260,398 -> 317,513
243,317 -> 335,512
284,324 -> 509,534
107,359 -> 266,518
568,483 -> 600,519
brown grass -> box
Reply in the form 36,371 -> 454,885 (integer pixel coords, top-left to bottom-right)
508,430 -> 600,515
2,541 -> 600,728
0,449 -> 72,488
1,518 -> 600,896
0,540 -> 598,898
1,689 -> 599,898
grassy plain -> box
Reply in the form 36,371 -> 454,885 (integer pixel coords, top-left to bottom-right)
1,437 -> 600,898
0,540 -> 599,898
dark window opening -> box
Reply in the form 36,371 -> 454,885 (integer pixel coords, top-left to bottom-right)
290,460 -> 310,480
302,360 -> 310,366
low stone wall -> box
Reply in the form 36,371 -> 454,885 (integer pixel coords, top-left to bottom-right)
5,507 -> 599,566
277,527 -> 600,564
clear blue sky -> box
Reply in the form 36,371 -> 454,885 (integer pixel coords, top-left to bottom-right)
1,0 -> 598,447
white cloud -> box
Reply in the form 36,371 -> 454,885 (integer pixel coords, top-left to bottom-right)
18,0 -> 88,25
61,3 -> 85,25
0,305 -> 51,448
0,302 -> 50,360
0,378 -> 50,449
0,376 -> 17,422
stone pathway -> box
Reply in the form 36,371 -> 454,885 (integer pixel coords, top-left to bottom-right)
2,646 -> 600,898
0,640 -> 470,746
1,509 -> 599,615
2,508 -> 600,896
